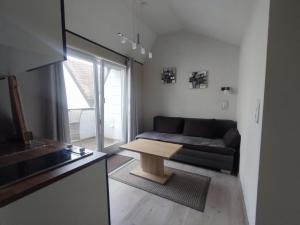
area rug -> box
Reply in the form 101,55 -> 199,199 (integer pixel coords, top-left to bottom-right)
109,160 -> 211,212
107,154 -> 133,173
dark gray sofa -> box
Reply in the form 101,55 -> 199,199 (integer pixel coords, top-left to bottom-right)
136,116 -> 240,175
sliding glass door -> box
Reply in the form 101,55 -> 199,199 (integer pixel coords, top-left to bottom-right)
99,60 -> 127,153
63,49 -> 127,153
63,51 -> 98,151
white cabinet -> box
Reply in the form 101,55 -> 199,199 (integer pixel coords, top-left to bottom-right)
0,160 -> 110,225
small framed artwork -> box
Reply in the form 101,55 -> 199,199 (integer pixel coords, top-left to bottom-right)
189,70 -> 208,89
161,67 -> 176,84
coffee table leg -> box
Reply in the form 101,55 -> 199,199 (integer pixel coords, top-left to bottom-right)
140,153 -> 164,175
130,153 -> 173,184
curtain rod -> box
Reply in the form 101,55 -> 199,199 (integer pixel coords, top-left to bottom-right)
65,29 -> 143,66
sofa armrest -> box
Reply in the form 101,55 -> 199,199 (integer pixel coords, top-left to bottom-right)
223,128 -> 241,150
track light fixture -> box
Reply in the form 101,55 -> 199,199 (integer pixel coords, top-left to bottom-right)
117,32 -> 152,59
117,1 -> 152,59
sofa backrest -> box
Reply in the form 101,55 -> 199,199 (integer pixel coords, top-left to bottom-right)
183,118 -> 216,138
153,116 -> 237,138
153,116 -> 184,134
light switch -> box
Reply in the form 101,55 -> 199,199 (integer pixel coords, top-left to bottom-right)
255,99 -> 261,123
221,100 -> 229,110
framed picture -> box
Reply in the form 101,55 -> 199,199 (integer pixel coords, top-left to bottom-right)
161,67 -> 176,84
189,70 -> 208,89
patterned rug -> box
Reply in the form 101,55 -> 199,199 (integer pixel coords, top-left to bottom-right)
109,160 -> 210,211
107,154 -> 133,173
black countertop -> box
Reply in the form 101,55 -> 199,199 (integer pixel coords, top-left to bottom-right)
0,140 -> 107,208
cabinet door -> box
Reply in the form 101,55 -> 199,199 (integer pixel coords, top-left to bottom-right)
0,160 -> 110,225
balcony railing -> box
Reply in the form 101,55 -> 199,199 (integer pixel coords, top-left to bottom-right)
68,108 -> 96,142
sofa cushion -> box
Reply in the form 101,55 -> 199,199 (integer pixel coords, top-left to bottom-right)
223,128 -> 241,149
183,118 -> 215,138
136,131 -> 235,155
154,116 -> 184,134
171,148 -> 234,171
214,120 -> 237,138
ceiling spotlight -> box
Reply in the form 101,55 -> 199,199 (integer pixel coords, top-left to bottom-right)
116,32 -> 153,58
132,42 -> 137,50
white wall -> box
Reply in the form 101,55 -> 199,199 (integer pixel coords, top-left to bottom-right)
64,0 -> 157,63
0,68 -> 50,139
255,1 -> 300,225
142,31 -> 239,131
0,0 -> 65,74
17,69 -> 52,137
236,0 -> 270,224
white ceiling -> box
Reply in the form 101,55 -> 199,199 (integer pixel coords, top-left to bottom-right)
125,0 -> 255,46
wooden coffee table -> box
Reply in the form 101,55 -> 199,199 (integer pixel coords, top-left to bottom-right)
120,139 -> 182,184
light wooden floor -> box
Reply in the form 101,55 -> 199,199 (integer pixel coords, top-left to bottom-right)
109,150 -> 248,225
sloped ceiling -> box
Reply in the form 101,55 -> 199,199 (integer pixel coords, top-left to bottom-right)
64,0 -> 157,63
125,0 -> 255,46
65,0 -> 254,63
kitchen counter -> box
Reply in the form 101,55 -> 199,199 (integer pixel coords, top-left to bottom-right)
0,140 -> 108,208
